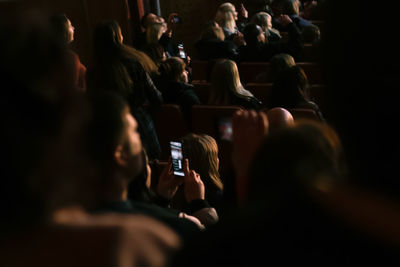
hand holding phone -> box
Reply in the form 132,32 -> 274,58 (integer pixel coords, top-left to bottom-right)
170,141 -> 184,176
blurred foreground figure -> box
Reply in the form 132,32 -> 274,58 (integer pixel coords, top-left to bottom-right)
0,9 -> 180,267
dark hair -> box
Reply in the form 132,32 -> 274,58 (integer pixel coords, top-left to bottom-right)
268,65 -> 310,108
158,57 -> 186,82
86,90 -> 128,164
249,120 -> 347,204
49,13 -> 69,45
243,23 -> 263,46
140,13 -> 151,29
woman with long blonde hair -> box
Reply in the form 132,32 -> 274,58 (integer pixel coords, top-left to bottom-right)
181,134 -> 223,210
209,58 -> 262,110
214,2 -> 239,40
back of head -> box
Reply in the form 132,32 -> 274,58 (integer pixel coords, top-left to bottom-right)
159,56 -> 186,83
182,133 -> 223,191
301,24 -> 321,43
270,65 -> 309,107
266,107 -> 295,131
93,20 -> 122,62
209,58 -> 242,104
243,23 -> 263,46
249,119 -> 346,204
269,53 -> 296,82
201,25 -> 225,41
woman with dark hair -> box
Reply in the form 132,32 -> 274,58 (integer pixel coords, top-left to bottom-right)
87,20 -> 163,160
267,65 -> 325,120
155,57 -> 200,125
49,13 -> 87,92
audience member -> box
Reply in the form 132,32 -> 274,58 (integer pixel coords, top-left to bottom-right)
254,52 -> 296,82
155,57 -> 200,126
180,134 -> 224,212
238,15 -> 303,62
214,2 -> 245,41
49,13 -> 87,92
208,58 -> 263,110
135,12 -> 185,59
194,22 -> 240,61
87,20 -> 162,160
250,11 -> 281,42
267,65 -> 325,120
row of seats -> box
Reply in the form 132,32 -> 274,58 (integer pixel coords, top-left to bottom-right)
191,60 -> 324,84
152,104 -> 323,161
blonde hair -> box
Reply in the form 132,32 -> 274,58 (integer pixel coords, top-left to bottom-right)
250,12 -> 281,37
182,134 -> 223,191
215,2 -> 237,34
209,59 -> 254,105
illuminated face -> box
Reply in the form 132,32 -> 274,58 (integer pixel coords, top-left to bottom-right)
66,19 -> 74,43
120,109 -> 143,177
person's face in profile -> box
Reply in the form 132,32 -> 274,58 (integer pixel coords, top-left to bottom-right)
121,108 -> 143,177
66,19 -> 75,43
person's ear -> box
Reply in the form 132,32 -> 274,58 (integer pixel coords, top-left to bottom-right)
114,145 -> 128,166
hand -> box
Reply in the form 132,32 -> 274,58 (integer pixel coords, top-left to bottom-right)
238,3 -> 248,19
183,159 -> 205,202
156,158 -> 184,200
232,110 -> 269,205
233,31 -> 246,47
277,14 -> 293,27
232,110 -> 269,178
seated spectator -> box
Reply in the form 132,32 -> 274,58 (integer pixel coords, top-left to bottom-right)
194,22 -> 240,61
301,24 -> 320,43
250,11 -> 281,42
254,53 -> 296,82
238,15 -> 303,62
155,57 -> 200,125
135,12 -> 185,59
49,13 -> 87,92
214,2 -> 243,40
181,134 -> 224,213
267,65 -> 325,121
208,58 -> 263,110
270,0 -> 313,31
87,20 -> 162,160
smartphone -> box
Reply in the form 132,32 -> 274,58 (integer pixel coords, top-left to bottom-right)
177,44 -> 186,59
218,117 -> 233,141
173,16 -> 182,24
170,141 -> 185,176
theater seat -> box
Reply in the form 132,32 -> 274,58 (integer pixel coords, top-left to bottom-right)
152,104 -> 191,160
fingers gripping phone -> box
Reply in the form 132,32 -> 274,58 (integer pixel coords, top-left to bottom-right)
170,141 -> 185,176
